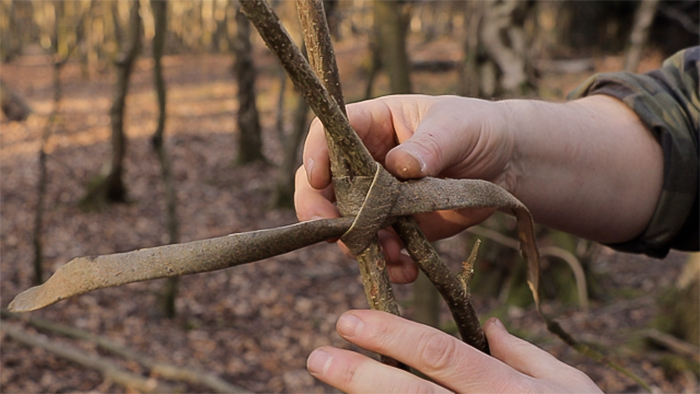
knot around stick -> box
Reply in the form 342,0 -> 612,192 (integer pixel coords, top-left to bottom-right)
336,163 -> 401,255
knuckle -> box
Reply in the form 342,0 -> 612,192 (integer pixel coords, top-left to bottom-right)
336,361 -> 360,389
417,331 -> 461,373
414,137 -> 444,164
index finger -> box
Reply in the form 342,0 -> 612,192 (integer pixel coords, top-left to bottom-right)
335,310 -> 529,393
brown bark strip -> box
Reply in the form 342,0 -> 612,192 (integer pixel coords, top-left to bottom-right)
8,218 -> 353,312
9,176 -> 537,315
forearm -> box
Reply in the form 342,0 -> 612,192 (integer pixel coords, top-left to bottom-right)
500,95 -> 663,243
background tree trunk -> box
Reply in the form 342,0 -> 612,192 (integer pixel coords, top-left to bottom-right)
656,254 -> 700,347
80,0 -> 141,209
32,62 -> 63,286
458,0 -> 484,98
478,0 -> 536,98
233,6 -> 264,165
0,0 -> 19,62
0,80 -> 32,122
625,0 -> 660,73
373,0 -> 412,94
271,85 -> 310,208
149,0 -> 181,319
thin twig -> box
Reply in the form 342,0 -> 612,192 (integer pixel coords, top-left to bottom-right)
1,310 -> 251,393
1,322 -> 181,393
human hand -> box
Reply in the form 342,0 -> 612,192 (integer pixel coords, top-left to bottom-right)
307,310 -> 602,393
295,95 -> 515,283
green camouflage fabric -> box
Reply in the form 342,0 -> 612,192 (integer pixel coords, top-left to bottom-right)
568,47 -> 699,258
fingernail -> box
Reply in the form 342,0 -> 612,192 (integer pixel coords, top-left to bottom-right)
305,158 -> 315,183
307,348 -> 332,376
397,148 -> 427,178
492,317 -> 506,331
337,313 -> 364,338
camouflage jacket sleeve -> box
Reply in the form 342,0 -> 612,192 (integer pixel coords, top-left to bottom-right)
568,47 -> 699,258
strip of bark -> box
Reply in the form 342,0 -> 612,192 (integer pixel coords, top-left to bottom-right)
9,177 -> 532,313
8,218 -> 352,312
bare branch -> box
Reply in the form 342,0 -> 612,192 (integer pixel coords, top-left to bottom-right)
1,322 -> 180,393
1,311 -> 251,393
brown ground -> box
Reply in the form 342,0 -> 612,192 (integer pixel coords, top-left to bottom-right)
1,36 -> 697,393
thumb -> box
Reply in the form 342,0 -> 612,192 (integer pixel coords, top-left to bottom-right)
384,115 -> 469,180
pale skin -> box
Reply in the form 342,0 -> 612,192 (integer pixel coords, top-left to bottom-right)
295,94 -> 663,392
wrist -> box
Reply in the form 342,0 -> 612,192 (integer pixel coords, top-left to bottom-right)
495,95 -> 662,243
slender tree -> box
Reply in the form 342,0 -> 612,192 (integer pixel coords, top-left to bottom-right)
625,0 -> 660,72
81,0 -> 141,208
233,5 -> 265,165
462,0 -> 537,98
373,0 -> 412,94
270,78 -> 310,208
149,0 -> 181,318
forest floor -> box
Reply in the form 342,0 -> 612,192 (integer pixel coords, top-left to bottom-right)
1,35 -> 698,393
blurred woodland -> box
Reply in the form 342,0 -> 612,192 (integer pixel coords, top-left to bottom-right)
1,0 -> 699,393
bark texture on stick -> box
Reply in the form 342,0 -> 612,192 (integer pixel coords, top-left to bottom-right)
293,0 -> 488,352
292,5 -> 407,370
242,4 -> 403,362
293,0 -> 400,318
294,0 -> 348,178
239,0 -> 375,178
8,218 -> 352,312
